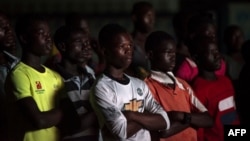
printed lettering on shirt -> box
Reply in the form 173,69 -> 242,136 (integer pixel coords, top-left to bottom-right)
137,88 -> 143,96
124,99 -> 143,111
36,81 -> 42,89
35,81 -> 45,94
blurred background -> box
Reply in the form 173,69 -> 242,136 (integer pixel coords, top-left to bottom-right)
1,0 -> 250,54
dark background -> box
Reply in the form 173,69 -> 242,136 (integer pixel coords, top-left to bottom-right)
1,0 -> 250,55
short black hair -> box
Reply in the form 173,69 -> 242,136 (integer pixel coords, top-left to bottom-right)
98,23 -> 128,49
131,1 -> 153,16
145,30 -> 175,53
15,13 -> 48,46
54,25 -> 86,52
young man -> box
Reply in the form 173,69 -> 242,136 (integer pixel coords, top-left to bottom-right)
53,25 -> 100,141
4,14 -> 64,141
90,23 -> 170,141
0,11 -> 19,96
191,36 -> 240,141
174,12 -> 226,84
126,1 -> 155,79
144,31 -> 213,141
0,10 -> 20,141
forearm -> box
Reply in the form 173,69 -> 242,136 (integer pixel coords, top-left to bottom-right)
189,112 -> 213,128
80,112 -> 99,130
37,108 -> 63,129
125,111 -> 167,131
168,111 -> 213,128
126,121 -> 143,138
160,121 -> 189,138
18,98 -> 63,129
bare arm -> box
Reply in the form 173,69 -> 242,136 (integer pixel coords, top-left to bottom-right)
156,111 -> 213,138
18,97 -> 62,129
80,112 -> 99,130
151,121 -> 189,140
189,111 -> 213,128
123,111 -> 167,131
126,120 -> 143,138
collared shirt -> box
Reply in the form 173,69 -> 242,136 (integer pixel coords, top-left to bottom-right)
145,71 -> 207,141
54,64 -> 100,139
0,51 -> 20,96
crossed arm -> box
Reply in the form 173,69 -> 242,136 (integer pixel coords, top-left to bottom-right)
158,111 -> 213,138
17,97 -> 62,130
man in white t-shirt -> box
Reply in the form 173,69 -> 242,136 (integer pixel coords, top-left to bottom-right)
90,23 -> 170,141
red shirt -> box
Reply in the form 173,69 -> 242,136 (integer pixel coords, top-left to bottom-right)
145,71 -> 207,141
192,75 -> 240,141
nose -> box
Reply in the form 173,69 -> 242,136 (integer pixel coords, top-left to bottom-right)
125,44 -> 133,54
45,33 -> 52,42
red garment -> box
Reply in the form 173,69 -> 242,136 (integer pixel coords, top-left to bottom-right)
175,57 -> 226,83
145,71 -> 207,141
192,75 -> 240,141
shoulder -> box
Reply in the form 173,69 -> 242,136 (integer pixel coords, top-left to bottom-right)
85,65 -> 95,78
44,66 -> 64,81
10,62 -> 30,75
127,75 -> 147,87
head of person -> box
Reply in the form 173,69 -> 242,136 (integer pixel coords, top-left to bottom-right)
0,11 -> 17,65
15,14 -> 52,57
187,12 -> 217,43
223,25 -> 244,54
241,39 -> 250,63
98,23 -> 133,70
145,31 -> 176,72
132,1 -> 155,34
0,11 -> 16,55
192,36 -> 221,72
65,13 -> 90,36
54,25 -> 92,64
172,10 -> 195,42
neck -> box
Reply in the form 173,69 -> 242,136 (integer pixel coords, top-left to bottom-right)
105,65 -> 125,80
132,30 -> 149,48
199,70 -> 217,80
21,52 -> 44,72
61,59 -> 85,76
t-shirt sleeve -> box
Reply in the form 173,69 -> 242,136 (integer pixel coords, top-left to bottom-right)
143,82 -> 170,130
90,82 -> 127,140
9,69 -> 32,100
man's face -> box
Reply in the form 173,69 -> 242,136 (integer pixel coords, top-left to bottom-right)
27,21 -> 52,56
65,31 -> 92,64
199,42 -> 221,71
136,8 -> 155,33
152,39 -> 176,72
106,32 -> 133,70
0,14 -> 16,55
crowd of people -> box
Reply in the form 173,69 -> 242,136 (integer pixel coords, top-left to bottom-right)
0,1 -> 248,141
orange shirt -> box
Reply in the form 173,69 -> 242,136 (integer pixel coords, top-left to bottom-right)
145,71 -> 207,141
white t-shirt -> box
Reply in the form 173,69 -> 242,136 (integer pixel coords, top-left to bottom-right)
90,74 -> 170,141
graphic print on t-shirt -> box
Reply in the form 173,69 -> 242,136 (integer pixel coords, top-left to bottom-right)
124,99 -> 143,111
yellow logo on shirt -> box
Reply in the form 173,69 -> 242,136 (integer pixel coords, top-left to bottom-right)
124,99 -> 143,111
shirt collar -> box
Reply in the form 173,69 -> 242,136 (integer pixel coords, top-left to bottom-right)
150,70 -> 185,90
55,64 -> 94,80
